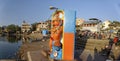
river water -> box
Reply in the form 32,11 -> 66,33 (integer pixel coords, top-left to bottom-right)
0,36 -> 22,59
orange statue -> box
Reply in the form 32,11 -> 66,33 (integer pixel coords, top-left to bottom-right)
49,11 -> 63,51
49,10 -> 64,59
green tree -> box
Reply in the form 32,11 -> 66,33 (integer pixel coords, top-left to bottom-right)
7,24 -> 18,32
0,26 -> 2,33
16,25 -> 21,31
31,22 -> 38,31
113,21 -> 120,27
109,21 -> 120,29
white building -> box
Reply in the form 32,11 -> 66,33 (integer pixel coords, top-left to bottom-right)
102,20 -> 111,30
76,18 -> 84,25
81,20 -> 102,32
76,18 -> 85,30
21,21 -> 31,33
36,20 -> 50,32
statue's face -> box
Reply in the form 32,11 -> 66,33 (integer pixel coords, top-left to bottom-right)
53,13 -> 59,20
52,12 -> 64,27
52,13 -> 60,27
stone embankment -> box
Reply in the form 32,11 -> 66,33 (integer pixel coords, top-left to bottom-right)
18,33 -> 50,61
18,33 -> 120,61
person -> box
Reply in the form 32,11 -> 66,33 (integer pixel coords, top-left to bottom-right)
113,36 -> 119,45
49,10 -> 64,59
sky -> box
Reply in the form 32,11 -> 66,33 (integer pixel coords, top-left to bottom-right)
0,0 -> 120,26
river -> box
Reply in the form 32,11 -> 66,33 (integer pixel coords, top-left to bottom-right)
0,36 -> 22,59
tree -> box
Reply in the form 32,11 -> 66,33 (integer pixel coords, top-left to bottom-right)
31,22 -> 38,31
113,21 -> 120,27
109,21 -> 120,30
0,26 -> 2,33
16,25 -> 21,31
6,24 -> 20,32
7,24 -> 16,32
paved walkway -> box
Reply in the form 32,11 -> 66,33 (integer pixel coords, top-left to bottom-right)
0,60 -> 15,61
27,50 -> 49,61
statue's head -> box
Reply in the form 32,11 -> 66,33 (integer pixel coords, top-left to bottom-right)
51,10 -> 64,27
52,10 -> 64,21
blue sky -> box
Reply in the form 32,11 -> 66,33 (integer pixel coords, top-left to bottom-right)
0,0 -> 120,26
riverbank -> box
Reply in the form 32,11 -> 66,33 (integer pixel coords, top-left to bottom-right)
17,33 -> 120,61
0,59 -> 16,61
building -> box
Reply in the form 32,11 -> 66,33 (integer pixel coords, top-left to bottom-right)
1,26 -> 7,32
21,21 -> 31,33
102,20 -> 111,30
36,20 -> 51,32
76,18 -> 84,25
76,18 -> 85,30
81,20 -> 102,32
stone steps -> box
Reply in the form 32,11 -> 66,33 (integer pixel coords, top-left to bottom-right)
75,39 -> 109,50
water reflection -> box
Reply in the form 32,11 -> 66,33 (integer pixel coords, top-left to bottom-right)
21,36 -> 33,44
0,36 -> 22,59
0,35 -> 33,59
6,35 -> 21,43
